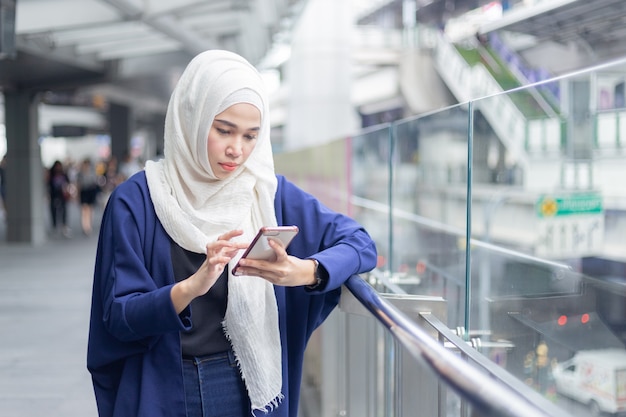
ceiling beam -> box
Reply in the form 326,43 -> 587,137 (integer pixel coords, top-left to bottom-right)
101,0 -> 212,55
16,36 -> 104,72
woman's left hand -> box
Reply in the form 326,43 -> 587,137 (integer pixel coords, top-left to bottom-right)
234,239 -> 318,287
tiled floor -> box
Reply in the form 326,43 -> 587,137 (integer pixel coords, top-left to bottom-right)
0,201 -> 99,417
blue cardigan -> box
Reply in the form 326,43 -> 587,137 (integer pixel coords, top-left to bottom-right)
87,172 -> 377,417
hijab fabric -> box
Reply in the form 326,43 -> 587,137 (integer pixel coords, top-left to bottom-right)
144,50 -> 281,413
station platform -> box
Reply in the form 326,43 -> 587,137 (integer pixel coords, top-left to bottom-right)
0,203 -> 100,417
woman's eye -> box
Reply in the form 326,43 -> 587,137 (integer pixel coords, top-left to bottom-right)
245,134 -> 257,141
216,128 -> 230,135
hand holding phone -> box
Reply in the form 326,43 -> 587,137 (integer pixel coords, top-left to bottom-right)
232,226 -> 299,276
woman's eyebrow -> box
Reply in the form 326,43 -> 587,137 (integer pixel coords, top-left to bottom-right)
214,119 -> 236,127
214,119 -> 260,131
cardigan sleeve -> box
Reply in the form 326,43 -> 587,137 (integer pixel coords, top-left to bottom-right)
272,176 -> 378,417
274,175 -> 377,333
87,173 -> 190,417
92,176 -> 191,345
275,175 -> 377,289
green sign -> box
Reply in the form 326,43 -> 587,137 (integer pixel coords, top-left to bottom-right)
536,193 -> 603,218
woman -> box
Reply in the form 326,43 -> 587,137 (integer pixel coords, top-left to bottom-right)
47,159 -> 71,237
76,158 -> 100,236
87,50 -> 377,417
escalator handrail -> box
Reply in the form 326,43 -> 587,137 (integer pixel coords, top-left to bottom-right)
344,275 -> 574,417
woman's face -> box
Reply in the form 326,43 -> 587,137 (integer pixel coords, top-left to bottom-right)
207,103 -> 261,179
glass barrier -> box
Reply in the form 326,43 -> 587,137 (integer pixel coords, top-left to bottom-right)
276,57 -> 626,417
392,106 -> 469,329
465,60 -> 626,417
350,125 -> 394,275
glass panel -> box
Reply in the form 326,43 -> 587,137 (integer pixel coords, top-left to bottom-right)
350,125 -> 393,275
274,138 -> 351,214
278,53 -> 626,417
392,105 -> 470,328
468,58 -> 626,416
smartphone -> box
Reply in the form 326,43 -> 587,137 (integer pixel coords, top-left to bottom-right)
232,226 -> 299,276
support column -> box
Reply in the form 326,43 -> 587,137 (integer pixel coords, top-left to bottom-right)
561,78 -> 593,189
4,89 -> 46,244
108,102 -> 132,163
147,113 -> 165,160
284,0 -> 358,150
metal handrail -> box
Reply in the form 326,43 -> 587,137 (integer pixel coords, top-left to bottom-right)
344,275 -> 574,417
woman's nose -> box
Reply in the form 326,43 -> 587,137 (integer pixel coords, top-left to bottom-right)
226,138 -> 243,157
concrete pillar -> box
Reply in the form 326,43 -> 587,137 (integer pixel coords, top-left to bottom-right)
148,113 -> 165,160
4,90 -> 46,244
108,102 -> 132,163
284,0 -> 358,151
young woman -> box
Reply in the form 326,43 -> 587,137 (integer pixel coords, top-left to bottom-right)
47,159 -> 71,237
76,158 -> 100,236
87,50 -> 377,417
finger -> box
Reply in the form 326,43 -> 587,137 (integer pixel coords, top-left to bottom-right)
267,237 -> 286,249
219,229 -> 244,241
267,238 -> 287,259
255,269 -> 274,282
206,237 -> 247,254
207,254 -> 230,266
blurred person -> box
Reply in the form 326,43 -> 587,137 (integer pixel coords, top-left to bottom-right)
65,157 -> 78,185
118,152 -> 143,181
47,160 -> 71,237
87,50 -> 377,417
76,158 -> 100,236
97,156 -> 119,208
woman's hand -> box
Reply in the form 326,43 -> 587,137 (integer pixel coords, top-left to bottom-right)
171,230 -> 248,314
234,238 -> 318,287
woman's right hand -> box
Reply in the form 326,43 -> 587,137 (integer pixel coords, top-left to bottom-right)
170,230 -> 247,314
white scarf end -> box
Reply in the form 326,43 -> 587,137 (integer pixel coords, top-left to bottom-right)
251,393 -> 284,416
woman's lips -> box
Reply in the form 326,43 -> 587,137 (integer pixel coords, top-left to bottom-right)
220,163 -> 238,172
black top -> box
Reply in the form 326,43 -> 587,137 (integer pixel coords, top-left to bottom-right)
170,241 -> 231,357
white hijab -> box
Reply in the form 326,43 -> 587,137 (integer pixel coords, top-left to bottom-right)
144,50 -> 282,412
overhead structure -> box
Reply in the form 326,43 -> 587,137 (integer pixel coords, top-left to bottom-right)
1,0 -> 307,110
480,0 -> 626,61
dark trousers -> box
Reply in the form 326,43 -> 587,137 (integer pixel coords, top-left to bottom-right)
50,197 -> 67,229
